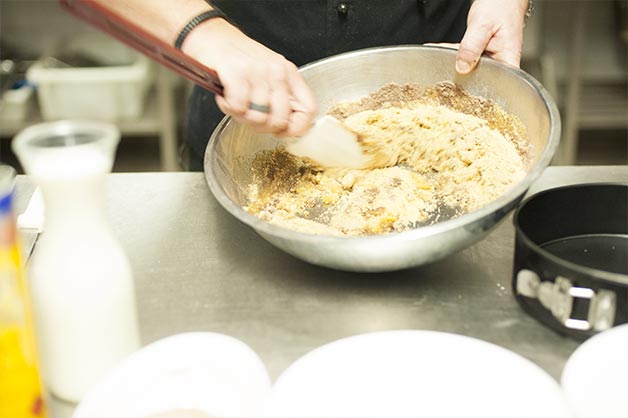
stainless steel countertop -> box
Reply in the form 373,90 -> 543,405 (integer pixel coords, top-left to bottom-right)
14,165 -> 628,417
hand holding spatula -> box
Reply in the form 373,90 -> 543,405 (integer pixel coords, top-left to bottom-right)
59,0 -> 369,169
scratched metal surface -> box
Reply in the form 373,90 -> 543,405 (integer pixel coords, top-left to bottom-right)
15,166 -> 626,417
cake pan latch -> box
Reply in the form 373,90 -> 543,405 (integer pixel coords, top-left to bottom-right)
516,270 -> 617,332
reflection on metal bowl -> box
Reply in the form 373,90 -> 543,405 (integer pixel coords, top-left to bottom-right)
204,46 -> 561,272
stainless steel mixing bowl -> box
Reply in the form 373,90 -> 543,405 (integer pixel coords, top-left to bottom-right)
204,46 -> 561,272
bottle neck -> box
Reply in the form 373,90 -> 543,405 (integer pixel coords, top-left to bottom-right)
37,174 -> 111,236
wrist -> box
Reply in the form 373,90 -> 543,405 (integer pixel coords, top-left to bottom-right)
180,15 -> 233,58
175,8 -> 230,51
470,0 -> 528,21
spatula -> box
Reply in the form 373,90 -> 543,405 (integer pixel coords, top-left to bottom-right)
285,116 -> 370,169
59,0 -> 369,169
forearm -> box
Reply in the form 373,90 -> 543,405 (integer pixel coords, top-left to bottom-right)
91,0 -> 215,46
82,0 -> 317,137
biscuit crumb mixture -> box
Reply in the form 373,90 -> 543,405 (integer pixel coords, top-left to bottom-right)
243,82 -> 531,236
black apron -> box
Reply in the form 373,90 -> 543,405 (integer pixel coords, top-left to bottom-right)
186,0 -> 471,170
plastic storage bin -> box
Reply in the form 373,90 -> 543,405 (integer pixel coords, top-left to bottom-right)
26,36 -> 153,121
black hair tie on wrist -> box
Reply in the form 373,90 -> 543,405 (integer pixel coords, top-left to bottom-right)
174,9 -> 228,50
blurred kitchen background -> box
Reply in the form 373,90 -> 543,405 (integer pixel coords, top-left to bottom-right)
0,0 -> 626,173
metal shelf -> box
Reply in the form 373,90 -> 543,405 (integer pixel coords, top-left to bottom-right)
1,88 -> 158,137
545,1 -> 628,165
0,67 -> 179,171
578,83 -> 628,130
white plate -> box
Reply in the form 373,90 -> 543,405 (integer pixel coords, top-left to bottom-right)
73,332 -> 272,418
561,324 -> 628,418
268,330 -> 572,418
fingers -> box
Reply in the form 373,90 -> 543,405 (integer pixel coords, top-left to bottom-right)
186,22 -> 316,136
491,41 -> 522,68
456,24 -> 523,72
283,63 -> 317,137
454,0 -> 527,74
215,57 -> 315,137
456,22 -> 494,74
245,79 -> 273,126
214,63 -> 251,117
265,67 -> 291,134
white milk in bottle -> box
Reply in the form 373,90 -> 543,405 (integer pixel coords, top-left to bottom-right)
12,121 -> 140,402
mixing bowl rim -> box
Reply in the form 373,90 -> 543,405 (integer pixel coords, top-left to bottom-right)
205,45 -> 561,243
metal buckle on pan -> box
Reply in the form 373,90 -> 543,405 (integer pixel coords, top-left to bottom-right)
516,270 -> 617,331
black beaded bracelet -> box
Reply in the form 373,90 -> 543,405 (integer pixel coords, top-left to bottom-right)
174,9 -> 228,50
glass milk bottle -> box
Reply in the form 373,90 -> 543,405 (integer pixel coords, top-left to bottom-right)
12,121 -> 140,403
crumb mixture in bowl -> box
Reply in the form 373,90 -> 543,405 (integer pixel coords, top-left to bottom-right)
243,81 -> 532,236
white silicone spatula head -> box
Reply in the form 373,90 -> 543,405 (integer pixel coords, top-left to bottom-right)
286,116 -> 370,169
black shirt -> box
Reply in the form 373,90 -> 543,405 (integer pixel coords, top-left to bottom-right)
186,0 -> 471,169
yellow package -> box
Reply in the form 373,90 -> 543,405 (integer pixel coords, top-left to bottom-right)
0,166 -> 46,418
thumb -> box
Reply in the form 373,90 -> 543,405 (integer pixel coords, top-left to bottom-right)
455,24 -> 494,74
